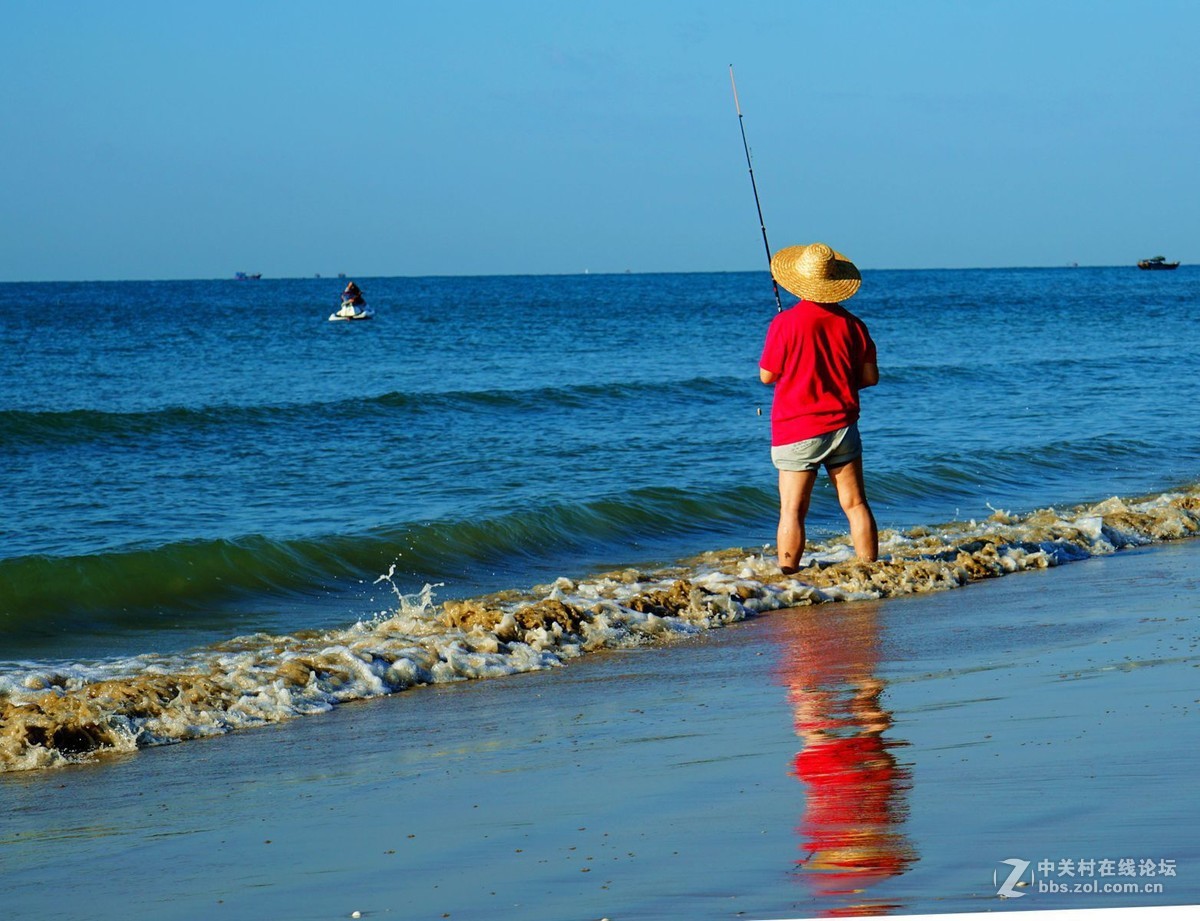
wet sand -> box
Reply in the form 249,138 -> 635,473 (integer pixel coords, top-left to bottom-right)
3,539 -> 1198,921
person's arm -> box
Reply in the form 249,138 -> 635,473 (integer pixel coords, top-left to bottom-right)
860,362 -> 879,389
759,314 -> 784,386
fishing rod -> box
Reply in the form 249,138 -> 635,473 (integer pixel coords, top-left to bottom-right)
729,65 -> 783,313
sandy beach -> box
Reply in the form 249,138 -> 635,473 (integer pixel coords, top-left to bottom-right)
3,536 -> 1198,921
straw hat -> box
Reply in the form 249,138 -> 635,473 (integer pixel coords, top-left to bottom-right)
770,242 -> 861,303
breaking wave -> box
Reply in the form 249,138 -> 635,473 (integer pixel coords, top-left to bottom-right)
0,484 -> 773,627
2,485 -> 1198,773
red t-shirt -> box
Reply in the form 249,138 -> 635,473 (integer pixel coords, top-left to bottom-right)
759,300 -> 877,446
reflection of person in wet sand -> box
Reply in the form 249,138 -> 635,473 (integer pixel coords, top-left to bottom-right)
773,602 -> 916,905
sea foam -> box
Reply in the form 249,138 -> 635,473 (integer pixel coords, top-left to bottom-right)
2,486 -> 1197,773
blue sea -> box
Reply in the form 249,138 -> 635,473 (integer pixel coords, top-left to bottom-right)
2,266 -> 1198,771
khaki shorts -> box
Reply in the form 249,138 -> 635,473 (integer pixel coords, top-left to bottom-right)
771,423 -> 862,472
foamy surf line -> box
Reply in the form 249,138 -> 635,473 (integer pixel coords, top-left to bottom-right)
3,487 -> 1198,773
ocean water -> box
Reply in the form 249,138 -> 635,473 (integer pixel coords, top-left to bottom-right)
1,266 -> 1198,771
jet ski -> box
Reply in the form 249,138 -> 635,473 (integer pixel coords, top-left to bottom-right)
329,299 -> 375,322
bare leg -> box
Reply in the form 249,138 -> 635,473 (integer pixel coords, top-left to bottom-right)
826,457 -> 878,561
777,468 -> 819,574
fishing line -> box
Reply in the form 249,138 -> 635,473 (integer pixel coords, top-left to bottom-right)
729,65 -> 783,314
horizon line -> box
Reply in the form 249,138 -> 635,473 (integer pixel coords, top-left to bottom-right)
0,262 -> 1178,285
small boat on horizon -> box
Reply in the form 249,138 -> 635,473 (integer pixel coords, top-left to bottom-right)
1137,256 -> 1180,270
234,271 -> 262,280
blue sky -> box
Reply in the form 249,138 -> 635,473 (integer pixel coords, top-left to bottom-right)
2,0 -> 1196,280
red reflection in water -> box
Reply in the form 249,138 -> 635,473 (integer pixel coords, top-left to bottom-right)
772,601 -> 917,910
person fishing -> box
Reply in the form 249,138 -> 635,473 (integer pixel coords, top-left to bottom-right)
758,242 -> 879,573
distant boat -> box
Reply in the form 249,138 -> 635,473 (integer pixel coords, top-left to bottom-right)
1137,256 -> 1180,270
234,271 -> 262,280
